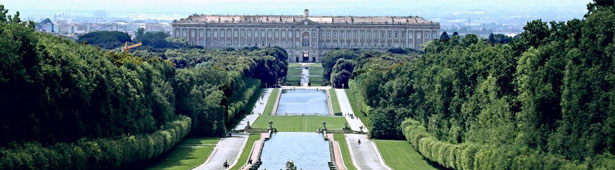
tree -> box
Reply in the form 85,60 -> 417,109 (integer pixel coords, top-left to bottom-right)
440,31 -> 450,42
330,59 -> 354,88
77,31 -> 132,49
320,50 -> 358,85
387,48 -> 408,54
135,28 -> 145,41
462,34 -> 479,46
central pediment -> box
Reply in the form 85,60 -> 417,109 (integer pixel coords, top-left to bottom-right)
293,19 -> 320,26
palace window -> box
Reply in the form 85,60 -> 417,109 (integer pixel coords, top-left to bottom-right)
302,32 -> 310,47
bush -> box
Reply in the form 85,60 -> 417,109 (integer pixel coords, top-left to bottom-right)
400,118 -> 594,170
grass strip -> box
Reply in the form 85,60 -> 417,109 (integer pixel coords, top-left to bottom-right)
147,138 -> 219,170
330,88 -> 342,116
374,140 -> 442,170
334,134 -> 357,170
252,115 -> 347,132
229,134 -> 262,170
262,88 -> 279,115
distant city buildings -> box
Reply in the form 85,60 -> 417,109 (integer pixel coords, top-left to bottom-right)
34,16 -> 172,40
35,18 -> 56,33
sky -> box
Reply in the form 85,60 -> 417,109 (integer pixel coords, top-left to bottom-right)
2,0 -> 593,21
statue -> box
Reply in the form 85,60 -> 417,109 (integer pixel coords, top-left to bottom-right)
322,121 -> 327,131
286,160 -> 297,170
245,121 -> 251,129
268,120 -> 273,130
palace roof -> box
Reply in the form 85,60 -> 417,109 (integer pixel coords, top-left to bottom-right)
174,13 -> 436,25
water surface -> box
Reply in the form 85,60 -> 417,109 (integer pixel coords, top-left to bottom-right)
276,89 -> 329,116
259,132 -> 331,170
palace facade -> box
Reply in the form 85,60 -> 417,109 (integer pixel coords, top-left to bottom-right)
172,9 -> 440,63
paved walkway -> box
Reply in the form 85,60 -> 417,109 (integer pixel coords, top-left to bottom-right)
301,63 -> 309,87
327,134 -> 346,170
194,134 -> 248,170
335,89 -> 368,132
196,88 -> 273,170
241,133 -> 271,170
234,88 -> 272,131
345,134 -> 392,170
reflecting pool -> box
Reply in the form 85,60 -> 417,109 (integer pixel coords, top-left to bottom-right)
259,132 -> 330,170
276,89 -> 329,116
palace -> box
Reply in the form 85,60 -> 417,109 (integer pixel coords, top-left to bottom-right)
172,9 -> 440,63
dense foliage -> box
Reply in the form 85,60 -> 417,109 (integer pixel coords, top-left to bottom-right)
133,47 -> 288,86
347,0 -> 615,168
133,28 -> 193,50
1,16 -> 177,146
0,5 -> 288,168
1,116 -> 191,170
330,59 -> 354,88
401,118 -> 615,170
77,31 -> 132,49
321,49 -> 420,86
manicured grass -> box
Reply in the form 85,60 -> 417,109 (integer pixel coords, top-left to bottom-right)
309,63 -> 324,86
229,134 -> 261,170
310,63 -> 323,68
286,64 -> 303,86
334,134 -> 357,170
252,115 -> 348,132
330,88 -> 342,115
147,138 -> 219,170
263,88 -> 279,115
289,63 -> 303,67
345,81 -> 371,130
374,140 -> 442,170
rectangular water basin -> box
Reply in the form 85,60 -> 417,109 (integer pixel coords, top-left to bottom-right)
259,132 -> 331,170
276,89 -> 330,116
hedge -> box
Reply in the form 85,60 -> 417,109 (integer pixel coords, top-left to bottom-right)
0,116 -> 191,170
227,78 -> 261,121
401,118 -> 615,170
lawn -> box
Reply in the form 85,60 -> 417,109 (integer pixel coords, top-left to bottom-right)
147,137 -> 219,170
263,88 -> 279,115
289,63 -> 303,67
345,80 -> 371,130
286,64 -> 303,86
334,134 -> 357,170
374,140 -> 442,170
229,134 -> 262,170
252,115 -> 347,132
330,88 -> 342,116
309,64 -> 324,86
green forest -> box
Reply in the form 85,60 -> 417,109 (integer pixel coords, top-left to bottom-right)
0,5 -> 287,169
324,1 -> 615,169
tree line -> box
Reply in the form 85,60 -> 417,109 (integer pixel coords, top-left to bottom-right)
0,4 -> 288,168
324,0 -> 615,169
